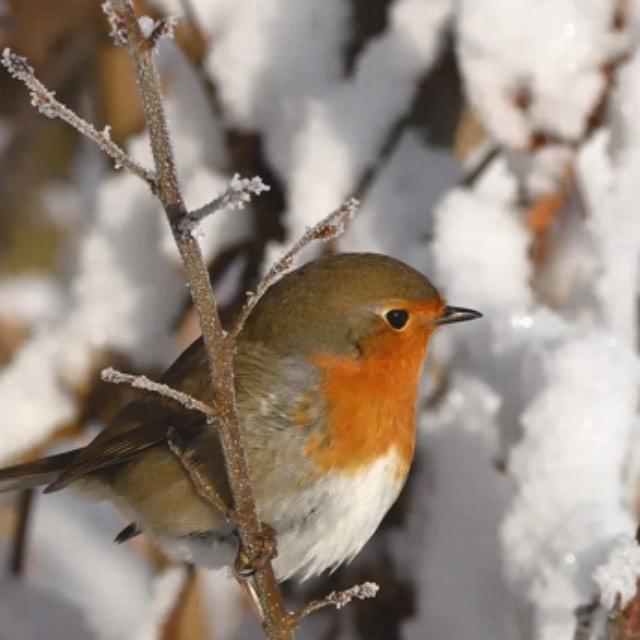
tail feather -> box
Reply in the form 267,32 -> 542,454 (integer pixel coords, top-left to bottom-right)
0,451 -> 78,493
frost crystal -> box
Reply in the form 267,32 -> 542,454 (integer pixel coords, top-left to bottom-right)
138,16 -> 156,38
138,14 -> 179,46
102,2 -> 128,47
228,173 -> 271,210
594,536 -> 640,610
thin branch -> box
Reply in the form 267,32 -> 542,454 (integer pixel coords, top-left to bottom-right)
100,367 -> 218,421
460,145 -> 500,188
229,197 -> 360,340
0,48 -> 157,189
179,173 -> 271,236
166,427 -> 233,521
8,489 -> 35,576
573,599 -> 599,640
293,582 -> 380,624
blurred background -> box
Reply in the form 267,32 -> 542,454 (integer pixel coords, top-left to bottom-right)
1,0 -> 639,638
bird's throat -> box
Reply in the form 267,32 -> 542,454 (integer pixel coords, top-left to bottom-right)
306,328 -> 431,480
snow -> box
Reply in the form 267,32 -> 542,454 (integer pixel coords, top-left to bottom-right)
594,535 -> 640,610
433,183 -> 531,313
457,0 -> 629,147
280,0 -> 453,242
0,276 -> 63,325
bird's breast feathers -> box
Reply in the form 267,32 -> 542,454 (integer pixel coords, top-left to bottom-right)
269,447 -> 407,580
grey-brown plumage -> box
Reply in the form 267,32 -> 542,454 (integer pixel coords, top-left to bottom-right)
0,253 -> 478,580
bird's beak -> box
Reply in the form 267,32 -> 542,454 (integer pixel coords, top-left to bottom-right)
435,305 -> 483,325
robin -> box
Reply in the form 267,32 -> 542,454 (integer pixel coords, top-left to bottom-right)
0,253 -> 480,581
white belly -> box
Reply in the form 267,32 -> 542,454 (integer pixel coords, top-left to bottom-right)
272,448 -> 406,581
154,449 -> 406,581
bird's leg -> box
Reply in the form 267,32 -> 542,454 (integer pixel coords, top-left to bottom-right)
234,522 -> 278,578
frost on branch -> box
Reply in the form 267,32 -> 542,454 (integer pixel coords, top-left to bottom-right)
295,581 -> 380,621
594,536 -> 640,611
1,47 -> 155,185
137,14 -> 179,48
100,367 -> 217,421
178,173 -> 270,235
102,1 -> 128,48
1,49 -> 57,119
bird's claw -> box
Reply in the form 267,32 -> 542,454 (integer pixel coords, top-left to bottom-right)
234,523 -> 278,579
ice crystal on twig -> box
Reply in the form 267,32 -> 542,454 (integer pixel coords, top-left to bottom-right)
179,173 -> 271,236
101,367 -> 218,421
1,47 -> 156,187
102,1 -> 128,48
138,15 -> 179,48
295,582 -> 379,622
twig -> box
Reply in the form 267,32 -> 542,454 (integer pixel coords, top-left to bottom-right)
178,173 -> 270,236
0,49 -> 157,189
100,367 -> 218,421
8,489 -> 35,576
166,427 -> 233,521
293,582 -> 380,624
229,197 -> 359,340
460,145 -> 500,188
573,599 -> 599,640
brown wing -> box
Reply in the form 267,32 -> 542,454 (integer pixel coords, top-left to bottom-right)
46,337 -> 213,492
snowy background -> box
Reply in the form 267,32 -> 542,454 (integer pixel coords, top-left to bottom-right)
0,0 -> 640,638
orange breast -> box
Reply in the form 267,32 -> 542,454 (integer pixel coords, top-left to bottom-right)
306,324 -> 433,480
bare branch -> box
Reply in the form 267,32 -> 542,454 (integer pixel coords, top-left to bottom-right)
100,367 -> 218,421
0,48 -> 156,189
179,174 -> 271,236
294,582 -> 380,623
166,427 -> 233,521
8,489 -> 35,576
230,197 -> 359,340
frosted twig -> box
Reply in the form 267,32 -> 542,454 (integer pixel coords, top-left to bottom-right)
229,197 -> 359,340
138,15 -> 179,48
1,48 -> 156,189
101,367 -> 218,421
166,427 -> 233,521
293,582 -> 380,623
179,173 -> 271,236
102,1 -> 128,47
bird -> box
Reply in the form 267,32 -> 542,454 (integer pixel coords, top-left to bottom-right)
0,252 -> 481,581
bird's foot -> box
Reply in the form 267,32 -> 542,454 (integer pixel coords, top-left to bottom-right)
234,523 -> 278,579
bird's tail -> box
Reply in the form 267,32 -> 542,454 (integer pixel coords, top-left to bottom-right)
0,451 -> 78,493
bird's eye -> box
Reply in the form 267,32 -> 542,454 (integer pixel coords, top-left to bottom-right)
385,309 -> 409,330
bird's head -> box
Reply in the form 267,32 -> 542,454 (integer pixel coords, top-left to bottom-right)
241,252 -> 481,360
